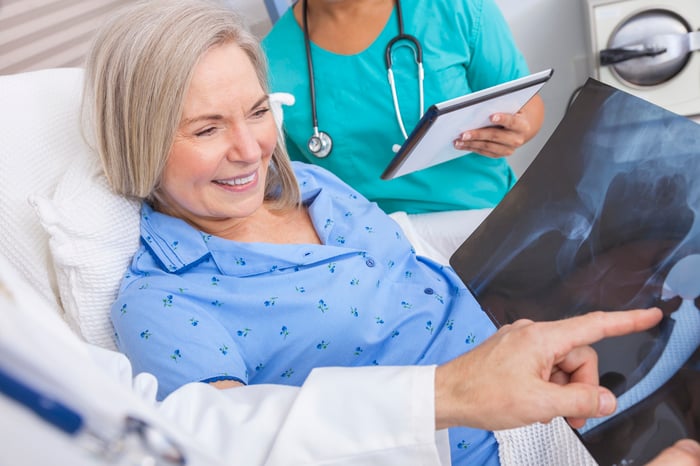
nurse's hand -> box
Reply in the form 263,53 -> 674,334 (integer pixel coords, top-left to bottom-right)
454,94 -> 545,158
433,307 -> 663,431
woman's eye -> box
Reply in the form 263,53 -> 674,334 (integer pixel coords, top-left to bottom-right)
195,127 -> 217,137
251,107 -> 270,119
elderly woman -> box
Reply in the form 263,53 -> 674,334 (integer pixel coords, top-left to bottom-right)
82,1 -> 663,465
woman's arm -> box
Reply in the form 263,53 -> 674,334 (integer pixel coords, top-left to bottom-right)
210,379 -> 244,389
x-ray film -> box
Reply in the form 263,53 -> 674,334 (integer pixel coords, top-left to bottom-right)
450,78 -> 700,465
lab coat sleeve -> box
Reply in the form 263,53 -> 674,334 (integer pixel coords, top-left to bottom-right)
157,365 -> 450,466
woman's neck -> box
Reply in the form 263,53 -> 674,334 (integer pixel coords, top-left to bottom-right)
151,196 -> 320,245
294,0 -> 395,55
212,205 -> 321,244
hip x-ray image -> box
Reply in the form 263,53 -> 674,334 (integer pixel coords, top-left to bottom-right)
450,78 -> 700,465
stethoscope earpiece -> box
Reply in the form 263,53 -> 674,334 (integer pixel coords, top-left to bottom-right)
308,130 -> 333,158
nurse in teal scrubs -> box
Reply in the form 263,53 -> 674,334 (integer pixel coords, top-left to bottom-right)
263,0 -> 545,261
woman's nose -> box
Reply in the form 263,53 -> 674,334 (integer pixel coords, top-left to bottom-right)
225,124 -> 262,163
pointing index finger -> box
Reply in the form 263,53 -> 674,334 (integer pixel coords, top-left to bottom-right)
549,308 -> 663,352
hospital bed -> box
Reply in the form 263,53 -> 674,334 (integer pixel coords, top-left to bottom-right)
0,67 -> 596,465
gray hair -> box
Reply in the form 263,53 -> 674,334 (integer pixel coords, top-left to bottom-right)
82,0 -> 300,209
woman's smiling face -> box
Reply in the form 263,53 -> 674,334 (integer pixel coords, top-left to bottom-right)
156,41 -> 278,234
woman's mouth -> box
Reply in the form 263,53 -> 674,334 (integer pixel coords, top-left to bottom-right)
214,172 -> 257,187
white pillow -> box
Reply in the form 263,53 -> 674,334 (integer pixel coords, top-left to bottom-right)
32,155 -> 140,351
0,68 -> 87,315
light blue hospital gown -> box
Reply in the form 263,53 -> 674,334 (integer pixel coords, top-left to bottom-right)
112,162 -> 500,464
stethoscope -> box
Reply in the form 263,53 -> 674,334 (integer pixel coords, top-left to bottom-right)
302,0 -> 424,158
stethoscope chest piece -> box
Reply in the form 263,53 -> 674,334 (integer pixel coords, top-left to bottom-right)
307,130 -> 333,158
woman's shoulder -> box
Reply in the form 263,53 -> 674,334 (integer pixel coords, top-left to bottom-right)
292,161 -> 370,203
292,161 -> 345,190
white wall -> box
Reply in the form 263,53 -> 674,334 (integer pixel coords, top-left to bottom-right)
227,0 -> 275,38
494,0 -> 590,176
0,0 -> 131,75
0,0 -> 278,75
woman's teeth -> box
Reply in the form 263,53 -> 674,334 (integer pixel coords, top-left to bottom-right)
216,173 -> 255,186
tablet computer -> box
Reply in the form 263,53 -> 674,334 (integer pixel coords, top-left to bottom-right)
380,68 -> 554,180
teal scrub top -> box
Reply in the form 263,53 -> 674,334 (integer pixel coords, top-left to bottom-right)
263,0 -> 530,214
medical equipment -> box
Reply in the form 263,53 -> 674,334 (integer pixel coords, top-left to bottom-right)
0,364 -> 187,465
381,69 -> 552,180
302,0 -> 424,158
585,0 -> 700,121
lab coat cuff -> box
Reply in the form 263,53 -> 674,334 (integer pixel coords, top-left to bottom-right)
266,364 -> 447,466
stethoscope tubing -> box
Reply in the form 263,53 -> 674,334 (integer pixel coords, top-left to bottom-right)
386,33 -> 425,140
302,0 -> 333,157
302,0 -> 320,135
302,0 -> 424,158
